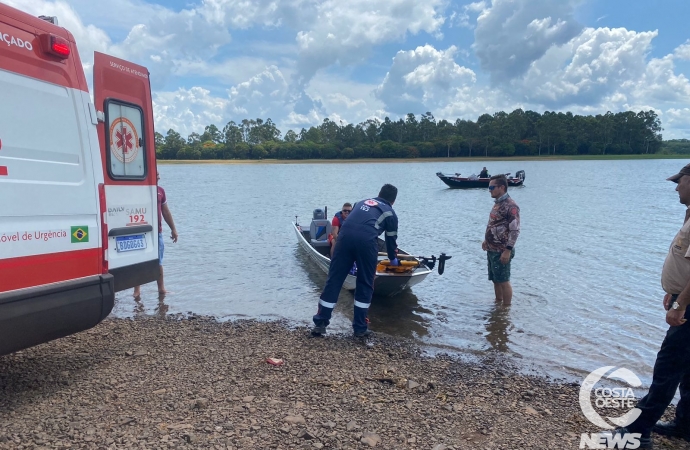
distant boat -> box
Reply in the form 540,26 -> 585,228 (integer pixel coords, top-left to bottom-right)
293,209 -> 446,297
436,170 -> 525,189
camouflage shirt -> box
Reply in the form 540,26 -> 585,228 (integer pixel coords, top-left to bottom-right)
485,193 -> 520,252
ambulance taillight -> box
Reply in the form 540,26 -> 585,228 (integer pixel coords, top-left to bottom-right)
39,33 -> 70,59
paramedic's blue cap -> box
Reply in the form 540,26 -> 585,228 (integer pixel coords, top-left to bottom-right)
667,163 -> 690,183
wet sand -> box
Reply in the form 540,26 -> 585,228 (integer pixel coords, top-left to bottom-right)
0,317 -> 687,449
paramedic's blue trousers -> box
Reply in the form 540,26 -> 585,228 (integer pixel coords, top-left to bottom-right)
627,301 -> 690,434
313,232 -> 378,333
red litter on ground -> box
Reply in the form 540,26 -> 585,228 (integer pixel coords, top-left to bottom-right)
266,357 -> 284,366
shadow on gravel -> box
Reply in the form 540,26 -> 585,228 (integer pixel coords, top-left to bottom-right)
0,342 -> 111,408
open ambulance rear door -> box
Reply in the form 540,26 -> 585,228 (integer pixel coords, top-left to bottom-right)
93,52 -> 160,291
0,4 -> 112,355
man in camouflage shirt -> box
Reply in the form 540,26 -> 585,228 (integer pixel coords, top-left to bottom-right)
482,174 -> 520,304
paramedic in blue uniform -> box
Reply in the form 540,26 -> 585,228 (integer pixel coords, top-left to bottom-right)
311,184 -> 399,338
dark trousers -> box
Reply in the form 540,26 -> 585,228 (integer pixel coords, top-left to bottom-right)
313,233 -> 378,333
629,298 -> 690,434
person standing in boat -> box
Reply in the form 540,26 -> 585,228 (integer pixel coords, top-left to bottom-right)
312,184 -> 400,338
482,174 -> 520,304
479,167 -> 489,178
329,202 -> 352,257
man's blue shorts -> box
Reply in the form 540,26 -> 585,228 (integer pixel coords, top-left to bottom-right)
158,232 -> 164,265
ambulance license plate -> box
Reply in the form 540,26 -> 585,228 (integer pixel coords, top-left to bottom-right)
115,234 -> 147,252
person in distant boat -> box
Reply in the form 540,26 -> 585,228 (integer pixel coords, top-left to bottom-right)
311,184 -> 399,338
133,171 -> 178,298
329,202 -> 352,257
599,163 -> 690,448
482,174 -> 520,304
479,167 -> 489,178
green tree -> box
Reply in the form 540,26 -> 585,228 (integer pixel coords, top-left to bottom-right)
161,129 -> 185,159
284,130 -> 298,143
223,121 -> 243,148
154,131 -> 165,157
200,124 -> 222,143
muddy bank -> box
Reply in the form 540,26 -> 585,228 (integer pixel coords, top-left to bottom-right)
0,317 -> 687,449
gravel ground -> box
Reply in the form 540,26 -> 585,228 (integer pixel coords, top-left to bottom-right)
0,316 -> 689,450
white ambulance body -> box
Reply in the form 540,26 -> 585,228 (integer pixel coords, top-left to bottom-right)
0,4 -> 160,355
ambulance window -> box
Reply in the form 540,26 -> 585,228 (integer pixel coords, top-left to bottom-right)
105,100 -> 146,180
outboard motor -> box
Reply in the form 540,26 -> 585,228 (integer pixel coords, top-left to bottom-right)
515,170 -> 526,181
419,253 -> 453,275
437,253 -> 452,275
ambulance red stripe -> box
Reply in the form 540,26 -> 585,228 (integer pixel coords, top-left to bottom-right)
0,249 -> 100,292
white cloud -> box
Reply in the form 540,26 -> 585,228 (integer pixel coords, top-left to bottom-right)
674,40 -> 690,61
473,0 -> 582,82
6,0 -> 112,80
227,65 -> 290,117
8,0 -> 231,86
633,55 -> 690,104
173,56 -> 291,85
512,27 -> 657,107
454,1 -> 487,28
327,93 -> 367,110
293,0 -> 447,87
375,45 -> 476,114
198,0 -> 316,29
495,26 -> 690,114
306,73 -> 384,125
664,108 -> 690,136
285,110 -> 322,128
153,66 -> 303,136
153,87 -> 229,137
108,9 -> 232,85
46,0 -> 167,32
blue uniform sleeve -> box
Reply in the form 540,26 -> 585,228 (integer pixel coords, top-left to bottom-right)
384,212 -> 398,261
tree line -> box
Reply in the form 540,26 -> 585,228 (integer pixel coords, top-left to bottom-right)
154,109 -> 665,160
660,139 -> 690,154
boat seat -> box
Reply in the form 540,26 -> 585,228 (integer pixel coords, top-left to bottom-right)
310,219 -> 332,247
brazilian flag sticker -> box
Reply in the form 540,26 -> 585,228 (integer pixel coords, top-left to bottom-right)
71,226 -> 89,243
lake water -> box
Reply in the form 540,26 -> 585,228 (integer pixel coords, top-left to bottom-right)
112,158 -> 688,387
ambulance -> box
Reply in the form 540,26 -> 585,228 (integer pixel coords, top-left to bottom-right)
0,4 -> 160,355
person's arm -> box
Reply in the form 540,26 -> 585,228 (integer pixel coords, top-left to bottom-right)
667,246 -> 690,324
384,213 -> 398,261
500,205 -> 520,264
161,203 -> 178,243
667,277 -> 690,326
331,216 -> 340,240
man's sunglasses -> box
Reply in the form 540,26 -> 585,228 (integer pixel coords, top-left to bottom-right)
488,185 -> 497,191
342,209 -> 352,213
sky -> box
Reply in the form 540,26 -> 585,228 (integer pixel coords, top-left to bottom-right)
10,0 -> 690,139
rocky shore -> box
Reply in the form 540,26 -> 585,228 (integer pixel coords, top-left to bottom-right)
0,316 -> 687,449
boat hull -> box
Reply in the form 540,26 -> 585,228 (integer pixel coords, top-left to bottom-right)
293,222 -> 430,297
436,172 -> 524,189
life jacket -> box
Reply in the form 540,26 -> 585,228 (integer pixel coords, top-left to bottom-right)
328,211 -> 346,243
333,211 -> 345,227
